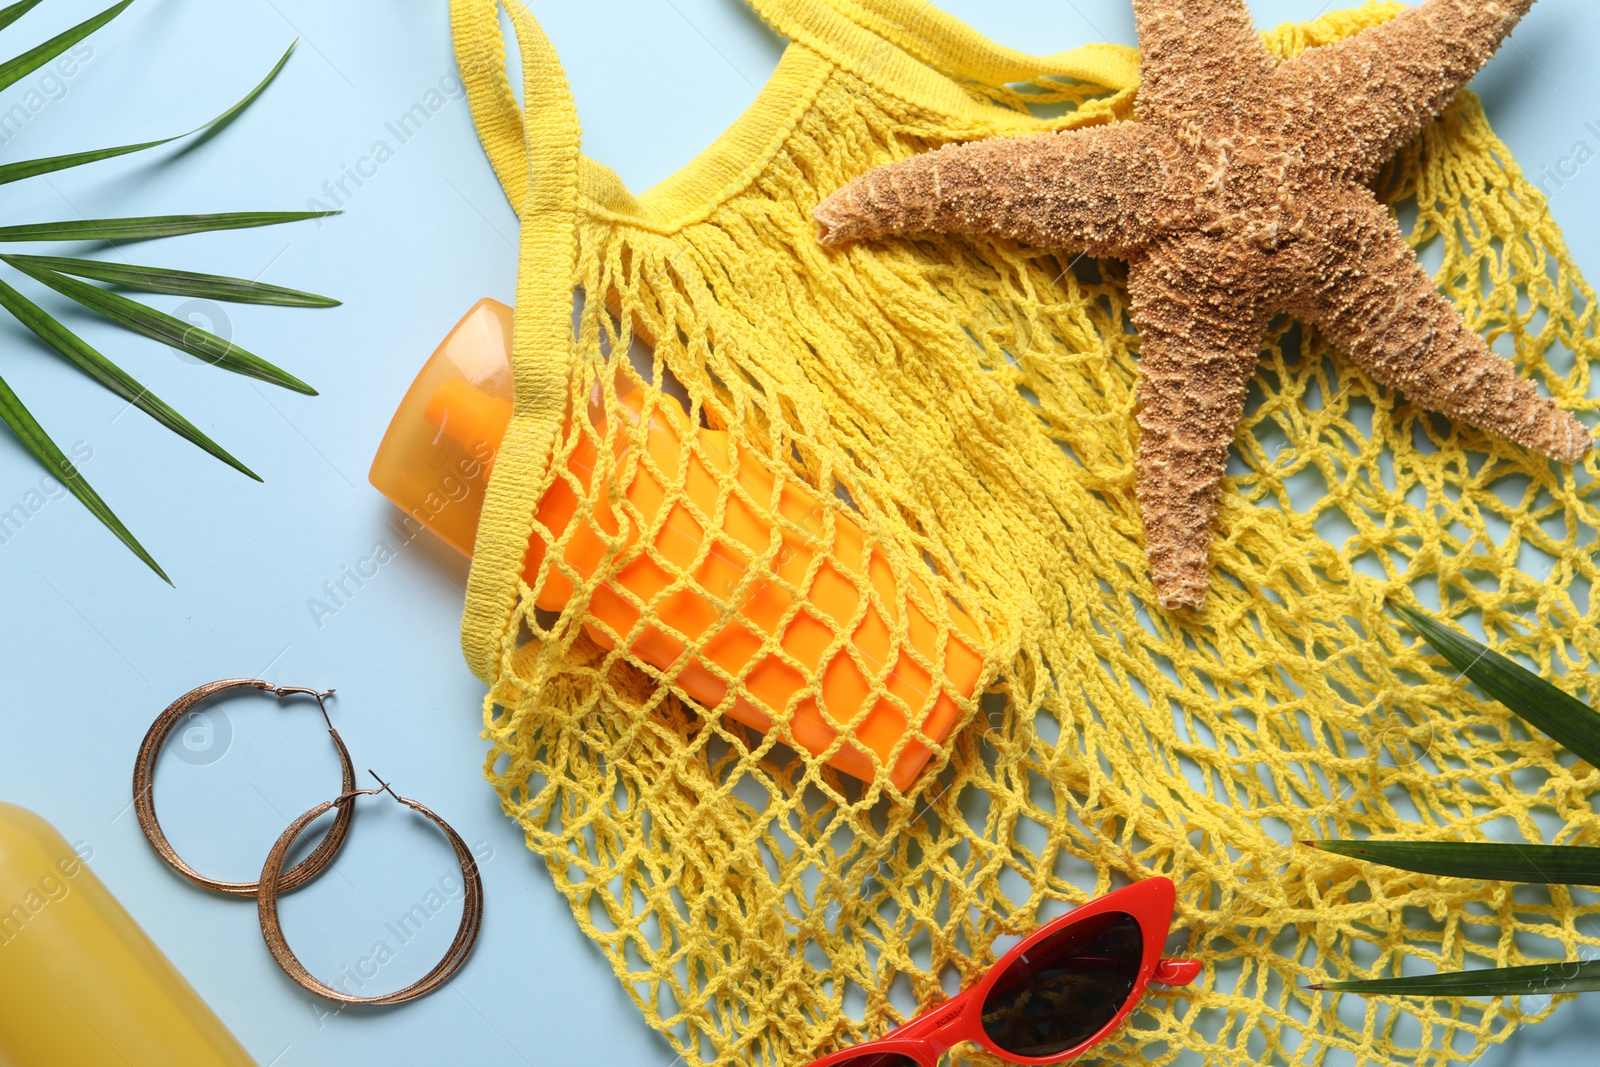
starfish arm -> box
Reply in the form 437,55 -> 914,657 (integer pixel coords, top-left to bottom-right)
813,122 -> 1173,259
1131,0 -> 1276,124
1277,0 -> 1535,181
1128,245 -> 1273,611
1286,194 -> 1592,462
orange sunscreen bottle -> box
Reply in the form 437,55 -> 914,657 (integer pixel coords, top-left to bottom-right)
370,299 -> 984,790
0,803 -> 256,1067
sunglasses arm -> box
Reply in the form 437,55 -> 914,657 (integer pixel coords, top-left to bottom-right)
1153,958 -> 1203,985
880,987 -> 979,1043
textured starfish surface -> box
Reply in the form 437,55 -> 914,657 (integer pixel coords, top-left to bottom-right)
814,0 -> 1592,610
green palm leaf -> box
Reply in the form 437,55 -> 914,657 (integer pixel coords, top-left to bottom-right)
0,211 -> 336,243
2,254 -> 338,308
0,370 -> 166,582
0,0 -> 46,33
0,5 -> 335,581
1312,960 -> 1600,996
1308,840 -> 1600,886
6,258 -> 315,394
0,277 -> 258,479
0,40 -> 297,187
0,0 -> 130,95
1392,603 -> 1600,769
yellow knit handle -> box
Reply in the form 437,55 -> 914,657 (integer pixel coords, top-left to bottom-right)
806,0 -> 1141,91
450,0 -> 527,207
741,0 -> 1141,116
450,0 -> 581,684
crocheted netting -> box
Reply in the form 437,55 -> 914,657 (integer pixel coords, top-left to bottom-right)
451,3 -> 1600,1065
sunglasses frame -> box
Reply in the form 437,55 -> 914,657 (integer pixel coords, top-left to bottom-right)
806,877 -> 1201,1067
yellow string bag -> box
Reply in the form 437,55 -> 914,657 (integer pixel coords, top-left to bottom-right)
448,1 -> 1600,1065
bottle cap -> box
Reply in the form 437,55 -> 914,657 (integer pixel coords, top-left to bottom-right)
369,298 -> 514,557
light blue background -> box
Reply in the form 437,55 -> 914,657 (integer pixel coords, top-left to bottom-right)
0,0 -> 1596,1064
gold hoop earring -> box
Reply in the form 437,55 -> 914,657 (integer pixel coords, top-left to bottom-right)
257,771 -> 484,1005
132,679 -> 357,896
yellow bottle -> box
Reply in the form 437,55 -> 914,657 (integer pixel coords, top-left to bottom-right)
0,803 -> 256,1067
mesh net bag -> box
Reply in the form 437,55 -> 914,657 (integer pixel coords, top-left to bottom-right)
449,1 -> 1600,1064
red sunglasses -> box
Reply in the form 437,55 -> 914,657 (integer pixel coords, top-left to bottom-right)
806,878 -> 1201,1067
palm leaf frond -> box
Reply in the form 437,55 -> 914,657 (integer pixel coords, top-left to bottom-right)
0,277 -> 258,479
1308,840 -> 1600,886
1393,602 -> 1600,769
0,370 -> 166,582
6,257 -> 315,394
3,254 -> 338,308
0,40 -> 298,187
0,6 -> 335,581
0,0 -> 131,95
0,0 -> 46,34
1313,960 -> 1600,996
0,211 -> 337,243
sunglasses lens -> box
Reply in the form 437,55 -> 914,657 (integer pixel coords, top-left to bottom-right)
828,1056 -> 918,1067
980,910 -> 1143,1058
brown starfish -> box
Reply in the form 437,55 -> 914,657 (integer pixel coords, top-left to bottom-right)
813,0 -> 1592,611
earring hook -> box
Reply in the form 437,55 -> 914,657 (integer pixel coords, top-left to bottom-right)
367,769 -> 403,804
334,770 -> 404,806
269,685 -> 337,732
